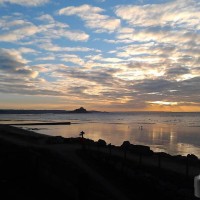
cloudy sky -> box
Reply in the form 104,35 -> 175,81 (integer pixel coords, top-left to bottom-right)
0,0 -> 199,111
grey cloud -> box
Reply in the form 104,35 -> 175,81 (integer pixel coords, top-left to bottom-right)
15,68 -> 37,76
0,53 -> 22,70
129,76 -> 200,104
166,66 -> 190,76
0,83 -> 63,96
0,49 -> 38,78
0,71 -> 66,97
68,86 -> 101,99
57,67 -> 121,86
132,79 -> 172,93
178,77 -> 200,93
68,86 -> 88,95
72,70 -> 114,85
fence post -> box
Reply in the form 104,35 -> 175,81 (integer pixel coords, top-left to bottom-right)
158,154 -> 161,169
108,143 -> 112,158
186,156 -> 189,178
139,153 -> 142,166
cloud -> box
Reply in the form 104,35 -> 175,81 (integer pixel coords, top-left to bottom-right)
0,0 -> 49,6
115,0 -> 200,28
36,14 -> 89,41
132,79 -> 172,93
85,54 -> 124,63
38,40 -> 99,52
0,18 -> 33,30
114,38 -> 199,81
59,4 -> 104,16
115,27 -> 200,45
61,30 -> 89,41
0,48 -> 38,78
0,1 -> 199,111
166,66 -> 190,76
68,86 -> 89,95
18,47 -> 38,54
60,54 -> 85,66
0,24 -> 39,42
36,14 -> 54,23
59,4 -> 120,32
129,76 -> 200,104
36,56 -> 55,61
0,81 -> 63,96
113,0 -> 200,78
0,17 -> 40,42
55,66 -> 121,87
0,14 -> 89,43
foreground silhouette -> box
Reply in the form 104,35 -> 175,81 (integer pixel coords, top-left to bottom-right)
0,125 -> 198,200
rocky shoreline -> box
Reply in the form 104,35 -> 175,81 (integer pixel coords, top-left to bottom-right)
0,124 -> 199,200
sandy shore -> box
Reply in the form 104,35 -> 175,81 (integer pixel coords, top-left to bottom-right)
0,124 -> 198,200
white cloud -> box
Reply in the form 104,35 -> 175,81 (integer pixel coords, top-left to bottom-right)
36,14 -> 55,23
0,23 -> 39,42
86,18 -> 120,32
39,26 -> 89,41
115,27 -> 200,46
60,30 -> 89,41
36,56 -> 55,61
0,14 -> 89,43
115,0 -> 200,29
59,4 -> 120,32
0,0 -> 199,110
118,27 -> 134,34
36,14 -> 89,41
0,19 -> 32,30
59,4 -> 104,17
87,54 -> 124,63
60,54 -> 85,66
18,47 -> 38,54
38,41 -> 98,52
0,0 -> 49,6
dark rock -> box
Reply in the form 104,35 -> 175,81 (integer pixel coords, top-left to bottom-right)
129,144 -> 153,156
70,107 -> 88,113
177,188 -> 194,199
46,136 -> 65,144
156,152 -> 172,158
174,155 -> 186,161
84,138 -> 95,145
97,139 -> 106,146
187,154 -> 198,161
121,141 -> 131,149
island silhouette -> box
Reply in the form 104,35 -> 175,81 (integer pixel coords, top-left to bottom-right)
69,107 -> 88,113
0,107 -> 106,114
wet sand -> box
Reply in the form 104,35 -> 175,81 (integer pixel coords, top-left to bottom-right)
0,124 -> 198,200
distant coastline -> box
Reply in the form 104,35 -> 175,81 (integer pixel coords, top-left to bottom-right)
0,107 -> 107,114
0,109 -> 199,114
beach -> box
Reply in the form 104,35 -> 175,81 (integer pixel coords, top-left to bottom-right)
0,124 -> 199,200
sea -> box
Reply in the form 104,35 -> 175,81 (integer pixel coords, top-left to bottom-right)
0,112 -> 200,158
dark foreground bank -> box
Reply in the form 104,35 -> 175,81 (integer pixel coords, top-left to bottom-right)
0,124 -> 199,200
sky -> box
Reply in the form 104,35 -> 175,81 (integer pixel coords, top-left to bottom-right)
0,0 -> 200,112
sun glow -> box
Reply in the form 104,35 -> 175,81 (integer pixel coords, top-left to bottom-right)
148,101 -> 178,106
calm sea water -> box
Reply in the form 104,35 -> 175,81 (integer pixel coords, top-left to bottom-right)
0,112 -> 200,157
